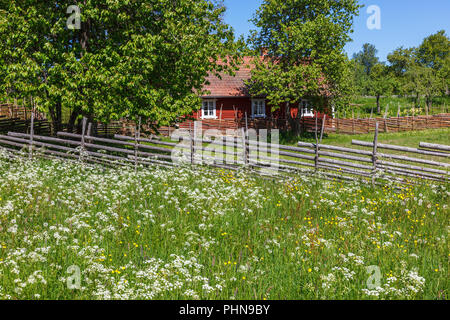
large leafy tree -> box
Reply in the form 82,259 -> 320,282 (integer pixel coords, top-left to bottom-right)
350,43 -> 380,96
349,58 -> 367,96
0,0 -> 237,133
417,30 -> 450,71
392,31 -> 449,111
367,63 -> 393,114
404,64 -> 444,114
247,0 -> 361,118
353,43 -> 379,76
416,30 -> 450,95
387,47 -> 415,95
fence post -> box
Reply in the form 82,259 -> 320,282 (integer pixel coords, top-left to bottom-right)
384,104 -> 389,133
24,97 -> 29,120
352,109 -> 355,134
134,117 -> 141,172
406,111 -> 409,129
7,98 -> 11,118
190,122 -> 194,165
79,117 -> 87,162
241,127 -> 247,167
14,98 -> 17,118
86,122 -> 92,144
29,105 -> 35,160
245,112 -> 248,132
314,115 -> 319,172
371,122 -> 379,187
319,114 -> 326,143
336,113 -> 340,134
193,121 -> 202,165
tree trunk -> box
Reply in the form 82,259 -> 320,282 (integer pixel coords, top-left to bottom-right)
48,101 -> 62,136
426,96 -> 432,116
376,95 -> 381,114
67,108 -> 81,133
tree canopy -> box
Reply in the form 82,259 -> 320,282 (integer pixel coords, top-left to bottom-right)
247,0 -> 361,112
367,63 -> 394,113
416,30 -> 450,93
353,43 -> 379,76
0,0 -> 238,132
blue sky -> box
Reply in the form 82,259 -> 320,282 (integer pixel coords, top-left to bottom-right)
223,0 -> 450,62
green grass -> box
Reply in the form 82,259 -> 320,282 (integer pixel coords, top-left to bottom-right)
0,152 -> 448,300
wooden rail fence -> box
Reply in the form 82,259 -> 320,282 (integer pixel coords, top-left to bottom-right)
0,117 -> 51,135
324,114 -> 450,134
0,118 -> 448,187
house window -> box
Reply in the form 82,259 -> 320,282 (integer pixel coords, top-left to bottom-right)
251,99 -> 266,118
300,100 -> 314,117
202,100 -> 216,119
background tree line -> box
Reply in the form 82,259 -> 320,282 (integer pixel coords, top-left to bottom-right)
350,31 -> 450,115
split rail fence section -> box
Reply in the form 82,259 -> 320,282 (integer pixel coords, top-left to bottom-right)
0,118 -> 448,186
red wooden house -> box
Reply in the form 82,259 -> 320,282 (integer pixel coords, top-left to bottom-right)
191,56 -> 331,122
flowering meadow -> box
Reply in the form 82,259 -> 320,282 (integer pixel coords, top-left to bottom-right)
0,150 -> 448,300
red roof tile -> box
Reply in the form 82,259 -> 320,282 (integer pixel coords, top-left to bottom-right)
201,56 -> 255,98
201,56 -> 331,98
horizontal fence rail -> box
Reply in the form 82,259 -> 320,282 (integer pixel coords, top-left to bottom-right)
419,142 -> 450,153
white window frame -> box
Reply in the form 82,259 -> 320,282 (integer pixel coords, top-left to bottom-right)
201,99 -> 217,119
251,99 -> 266,118
299,99 -> 314,117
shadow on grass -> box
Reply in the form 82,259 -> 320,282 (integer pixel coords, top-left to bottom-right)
279,130 -> 328,145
